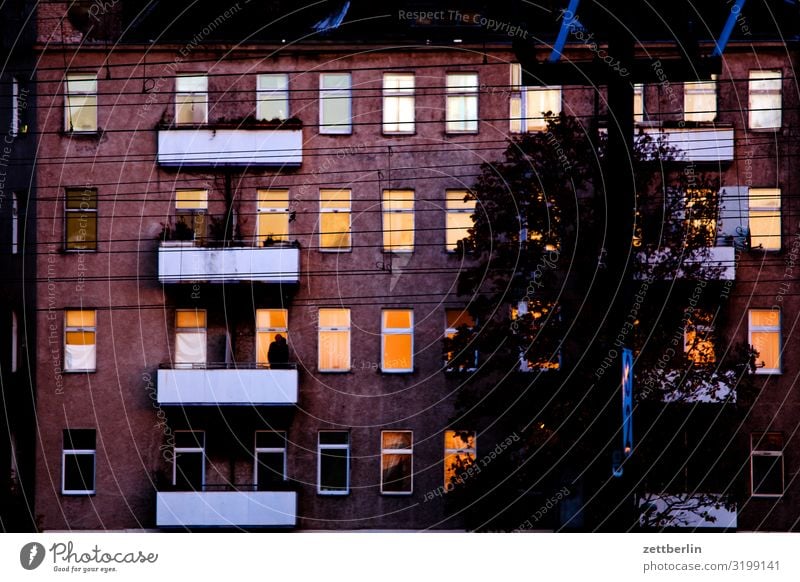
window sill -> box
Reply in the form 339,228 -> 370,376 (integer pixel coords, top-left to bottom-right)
380,491 -> 413,496
62,130 -> 101,138
755,369 -> 782,375
62,248 -> 98,254
319,248 -> 353,253
319,130 -> 353,136
61,491 -> 96,496
445,130 -> 479,136
747,126 -> 781,132
382,131 -> 416,137
380,368 -> 415,374
317,491 -> 350,496
318,369 -> 353,374
750,493 -> 783,499
63,369 -> 97,374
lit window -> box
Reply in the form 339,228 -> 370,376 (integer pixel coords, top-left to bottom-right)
318,431 -> 350,495
62,429 -> 96,495
382,189 -> 414,252
320,73 -> 352,134
382,309 -> 413,372
256,309 -> 289,368
512,301 -> 560,371
254,431 -> 287,490
510,63 -> 561,132
633,83 -> 645,123
685,188 -> 718,247
11,192 -> 19,255
444,430 -> 476,488
750,432 -> 783,497
446,73 -> 478,133
173,431 -> 205,490
175,75 -> 208,125
383,73 -> 415,134
64,309 -> 96,372
684,315 -> 715,365
320,189 -> 351,250
684,77 -> 717,122
445,190 -> 476,251
257,189 -> 289,244
749,188 -> 781,251
445,308 -> 477,372
749,309 -> 781,374
175,189 -> 208,242
65,74 -> 97,132
749,70 -> 781,130
65,188 -> 98,251
318,308 -> 350,372
11,77 -> 20,136
257,74 -> 289,121
175,309 -> 206,367
381,431 -> 413,494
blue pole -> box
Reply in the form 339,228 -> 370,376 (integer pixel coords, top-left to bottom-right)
713,0 -> 747,57
549,0 -> 582,62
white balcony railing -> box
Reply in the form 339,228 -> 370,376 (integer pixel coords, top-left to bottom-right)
637,246 -> 736,281
156,491 -> 297,528
157,127 -> 302,167
639,493 -> 737,529
158,243 -> 300,284
157,365 -> 298,406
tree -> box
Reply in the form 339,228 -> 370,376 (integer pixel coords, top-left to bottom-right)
444,114 -> 756,531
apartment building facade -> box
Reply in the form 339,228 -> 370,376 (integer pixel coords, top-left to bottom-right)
23,1 -> 800,531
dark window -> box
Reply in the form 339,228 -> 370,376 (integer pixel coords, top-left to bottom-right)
65,188 -> 97,251
62,429 -> 96,494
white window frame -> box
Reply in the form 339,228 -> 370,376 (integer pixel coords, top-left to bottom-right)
254,431 -> 287,488
256,74 -> 289,121
175,309 -> 207,367
64,73 -> 97,133
319,189 -> 352,251
380,430 -> 413,495
633,83 -> 645,123
62,429 -> 96,495
318,308 -> 351,372
317,431 -> 350,495
64,309 -> 96,373
748,309 -> 781,375
11,76 -> 19,137
256,189 -> 290,244
446,72 -> 479,133
748,70 -> 782,130
445,190 -> 476,252
256,308 -> 288,368
381,309 -> 414,373
510,63 -> 561,133
11,192 -> 18,255
750,433 -> 784,498
382,189 -> 415,253
383,73 -> 415,134
444,430 -> 477,488
172,430 -> 206,489
683,77 -> 717,122
175,75 -> 208,125
748,188 -> 781,251
65,187 -> 98,252
319,73 -> 352,134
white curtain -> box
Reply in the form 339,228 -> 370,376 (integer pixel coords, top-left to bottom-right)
175,332 -> 206,366
64,344 -> 96,371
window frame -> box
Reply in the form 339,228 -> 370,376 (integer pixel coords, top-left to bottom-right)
256,308 -> 289,368
174,189 -> 208,243
319,73 -> 353,135
254,430 -> 288,490
175,75 -> 208,126
683,77 -> 717,122
319,189 -> 352,251
748,309 -> 781,375
317,431 -> 350,495
382,73 -> 415,135
382,189 -> 415,253
445,308 -> 478,372
318,308 -> 351,373
172,430 -> 206,490
256,73 -> 290,121
444,430 -> 477,488
256,189 -> 290,244
64,73 -> 98,133
509,64 -> 561,133
64,187 -> 98,252
380,430 -> 413,495
445,190 -> 476,252
62,429 -> 96,495
748,188 -> 781,251
445,72 -> 479,134
748,70 -> 782,130
64,309 -> 97,373
633,83 -> 645,123
174,309 -> 207,368
750,432 -> 784,498
381,309 -> 414,373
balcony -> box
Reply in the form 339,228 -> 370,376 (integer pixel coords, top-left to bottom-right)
157,125 -> 302,167
639,368 -> 735,403
158,242 -> 300,284
638,245 -> 736,281
638,493 -> 737,529
637,124 -> 734,163
157,364 -> 298,406
156,489 -> 297,528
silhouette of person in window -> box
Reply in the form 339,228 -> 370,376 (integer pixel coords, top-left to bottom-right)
268,334 -> 290,369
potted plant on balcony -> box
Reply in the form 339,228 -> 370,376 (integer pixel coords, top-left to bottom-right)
157,220 -> 195,246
